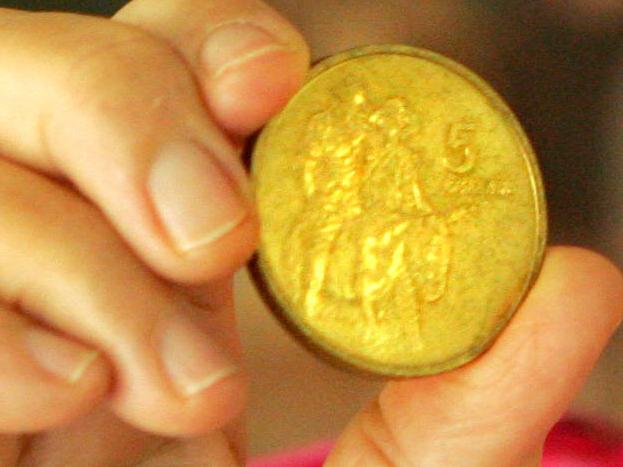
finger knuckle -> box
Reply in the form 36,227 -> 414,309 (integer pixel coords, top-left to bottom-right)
59,24 -> 191,121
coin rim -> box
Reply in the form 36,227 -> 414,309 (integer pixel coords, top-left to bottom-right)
248,44 -> 548,378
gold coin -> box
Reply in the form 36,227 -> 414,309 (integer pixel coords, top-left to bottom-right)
248,45 -> 547,377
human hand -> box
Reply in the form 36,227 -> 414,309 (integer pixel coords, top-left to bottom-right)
0,2 -> 621,467
0,0 -> 308,464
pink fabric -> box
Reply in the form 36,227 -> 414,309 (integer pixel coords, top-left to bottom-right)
250,418 -> 623,466
543,418 -> 623,466
250,440 -> 333,467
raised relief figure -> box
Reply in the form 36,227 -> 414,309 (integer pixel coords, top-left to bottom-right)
286,80 -> 452,345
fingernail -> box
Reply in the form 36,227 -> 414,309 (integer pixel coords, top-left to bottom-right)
159,313 -> 239,397
149,142 -> 249,253
202,22 -> 291,79
25,328 -> 99,384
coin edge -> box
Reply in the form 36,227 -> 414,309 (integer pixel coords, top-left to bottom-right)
248,44 -> 548,378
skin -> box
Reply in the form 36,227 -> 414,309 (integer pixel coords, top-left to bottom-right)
0,0 -> 620,465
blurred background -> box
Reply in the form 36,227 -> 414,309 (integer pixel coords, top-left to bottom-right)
4,0 -> 623,457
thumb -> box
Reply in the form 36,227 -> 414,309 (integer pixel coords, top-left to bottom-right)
327,247 -> 623,466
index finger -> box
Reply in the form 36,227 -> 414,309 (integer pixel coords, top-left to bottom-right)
0,5 -> 306,283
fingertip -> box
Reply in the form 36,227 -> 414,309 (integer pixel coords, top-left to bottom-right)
146,140 -> 260,283
70,350 -> 111,396
174,370 -> 248,436
108,309 -> 247,437
48,351 -> 112,428
185,211 -> 260,279
382,247 -> 623,421
532,246 -> 623,329
25,330 -> 112,428
112,365 -> 247,437
0,327 -> 112,432
203,35 -> 309,135
156,210 -> 259,284
439,245 -> 623,412
546,245 -> 623,289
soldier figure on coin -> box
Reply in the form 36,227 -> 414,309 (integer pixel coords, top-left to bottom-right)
287,77 -> 372,318
358,97 -> 450,344
287,78 -> 450,347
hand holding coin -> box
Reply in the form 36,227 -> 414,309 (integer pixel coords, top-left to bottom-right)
0,1 -> 620,466
246,44 -> 623,465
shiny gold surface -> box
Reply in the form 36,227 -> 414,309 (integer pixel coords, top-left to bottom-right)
250,45 -> 547,376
